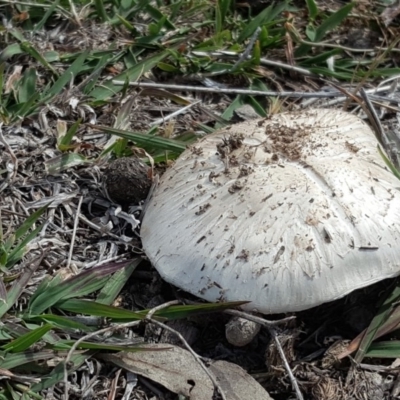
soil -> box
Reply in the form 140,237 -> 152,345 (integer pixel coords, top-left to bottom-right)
104,157 -> 152,205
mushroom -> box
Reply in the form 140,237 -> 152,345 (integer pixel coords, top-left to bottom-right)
141,109 -> 400,316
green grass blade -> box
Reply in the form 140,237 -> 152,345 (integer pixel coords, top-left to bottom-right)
90,50 -> 170,101
0,44 -> 23,62
18,68 -> 37,104
94,0 -> 110,22
96,258 -> 141,305
0,350 -> 57,369
56,299 -> 146,320
58,119 -> 81,148
33,0 -> 60,33
45,153 -> 89,174
91,124 -> 187,153
238,2 -> 287,43
29,260 -> 131,315
6,224 -> 43,268
82,55 -> 111,94
365,341 -> 400,358
306,0 -> 319,20
9,91 -> 41,121
45,51 -> 88,98
217,95 -> 247,127
378,145 -> 400,180
19,42 -> 58,76
0,63 -> 5,100
0,252 -> 46,318
28,275 -> 58,308
30,314 -> 92,332
315,3 -> 354,42
299,48 -> 342,66
3,324 -> 53,353
355,284 -> 400,362
136,301 -> 249,320
14,205 -> 49,242
142,3 -> 175,30
31,352 -> 89,392
296,3 -> 354,56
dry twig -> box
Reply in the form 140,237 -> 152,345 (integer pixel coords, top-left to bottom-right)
224,309 -> 303,400
145,300 -> 229,400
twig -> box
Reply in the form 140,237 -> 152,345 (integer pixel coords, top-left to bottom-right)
78,214 -> 142,252
145,301 -> 228,400
224,309 -> 295,327
269,326 -> 304,400
359,88 -> 385,145
150,100 -> 201,126
313,82 -> 400,108
0,123 -> 18,190
63,300 -> 228,400
191,50 -> 317,76
230,27 -> 261,72
298,38 -> 400,54
113,80 -> 343,98
66,196 -> 83,269
223,309 -> 303,399
63,320 -> 143,400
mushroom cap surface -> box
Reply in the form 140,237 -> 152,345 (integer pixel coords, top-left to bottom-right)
141,109 -> 400,314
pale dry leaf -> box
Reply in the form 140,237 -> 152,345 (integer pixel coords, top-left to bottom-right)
101,344 -> 274,399
100,344 -> 214,400
209,360 -> 274,400
5,66 -> 23,94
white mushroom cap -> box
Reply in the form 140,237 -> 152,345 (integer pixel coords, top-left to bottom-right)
141,109 -> 400,314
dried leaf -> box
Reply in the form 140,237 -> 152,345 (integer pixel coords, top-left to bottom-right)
101,344 -> 273,400
101,344 -> 214,400
209,360 -> 273,400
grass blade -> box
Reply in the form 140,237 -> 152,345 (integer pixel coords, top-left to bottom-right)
58,119 -> 82,149
94,0 -> 110,22
315,3 -> 354,42
0,252 -> 46,318
306,0 -> 319,20
29,260 -> 131,315
90,124 -> 187,153
14,205 -> 49,242
17,68 -> 37,104
31,352 -> 89,392
355,283 -> 400,362
0,351 -> 58,369
90,50 -> 170,101
378,145 -> 400,180
19,42 -> 58,76
96,258 -> 141,305
45,51 -> 88,98
31,314 -> 92,332
56,299 -> 146,320
45,153 -> 89,174
136,301 -> 249,320
365,341 -> 400,358
3,324 -> 53,353
238,2 -> 287,43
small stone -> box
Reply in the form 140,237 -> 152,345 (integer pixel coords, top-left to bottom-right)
225,317 -> 261,347
105,157 -> 152,204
